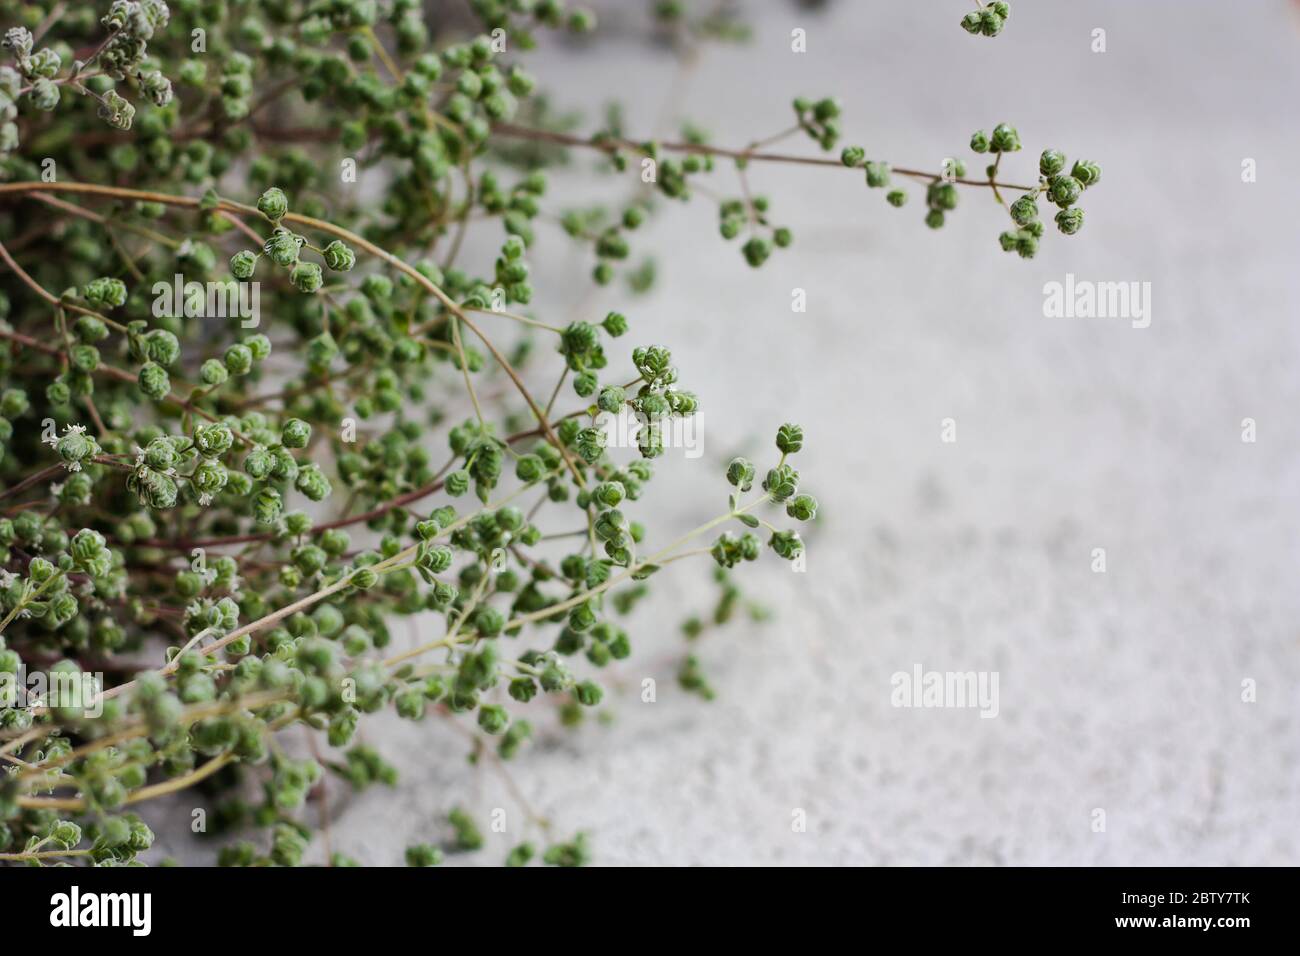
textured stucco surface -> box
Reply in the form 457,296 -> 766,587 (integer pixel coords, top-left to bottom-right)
156,0 -> 1300,865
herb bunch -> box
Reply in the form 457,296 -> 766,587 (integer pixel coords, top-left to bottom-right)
0,0 -> 1095,866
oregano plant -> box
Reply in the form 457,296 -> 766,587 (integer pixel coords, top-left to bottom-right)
0,0 -> 1098,867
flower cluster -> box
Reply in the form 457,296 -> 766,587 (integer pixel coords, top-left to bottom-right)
0,0 -> 1092,868
1,1 -> 172,159
967,124 -> 1102,258
961,2 -> 1011,38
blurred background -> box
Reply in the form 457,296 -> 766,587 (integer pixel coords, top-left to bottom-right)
165,0 -> 1300,864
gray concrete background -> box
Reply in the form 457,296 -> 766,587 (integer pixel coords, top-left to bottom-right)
165,1 -> 1300,865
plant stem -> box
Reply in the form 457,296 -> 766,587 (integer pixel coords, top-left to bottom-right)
491,122 -> 1036,191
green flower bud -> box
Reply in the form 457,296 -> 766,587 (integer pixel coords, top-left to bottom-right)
742,237 -> 772,268
84,277 -> 128,309
927,181 -> 958,212
46,380 -> 71,405
3,27 -> 33,58
230,250 -> 257,279
145,330 -> 181,367
224,344 -> 253,375
1055,207 -> 1085,236
257,187 -> 289,221
776,423 -> 804,454
495,506 -> 525,532
1071,159 -> 1102,188
137,362 -> 170,401
593,481 -> 625,508
281,418 -> 311,448
143,437 -> 177,470
200,358 -> 229,385
321,529 -> 350,555
575,427 -> 606,464
413,543 -> 451,577
49,820 -> 82,849
1009,195 -> 1039,226
29,77 -> 59,111
446,470 -> 470,496
70,344 -> 99,372
141,70 -> 173,107
515,454 -> 546,483
886,189 -> 908,208
193,422 -> 234,457
507,66 -> 535,96
253,487 -> 282,524
192,459 -> 228,498
0,388 -> 26,419
71,528 -> 107,565
290,260 -> 323,293
477,704 -> 509,735
573,680 -> 603,707
295,463 -> 332,501
763,464 -> 799,501
323,240 -> 356,271
726,457 -> 755,491
769,530 -> 804,560
1048,175 -> 1083,208
508,677 -> 537,703
138,469 -> 178,509
990,123 -> 1020,153
597,385 -> 625,414
1039,149 -> 1067,177
449,808 -> 484,851
405,844 -> 443,867
73,316 -> 109,342
864,162 -> 890,189
637,392 -> 670,420
593,509 -> 626,542
263,227 -> 302,266
979,10 -> 1004,36
243,334 -> 272,361
56,429 -> 98,471
243,446 -> 273,479
711,531 -> 761,568
602,311 -> 628,337
970,130 -> 990,153
786,494 -> 818,521
97,89 -> 134,130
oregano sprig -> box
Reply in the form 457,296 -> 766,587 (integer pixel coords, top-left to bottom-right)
0,0 -> 1089,869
